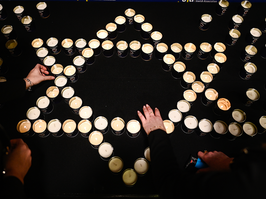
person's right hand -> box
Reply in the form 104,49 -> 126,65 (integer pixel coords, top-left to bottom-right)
197,151 -> 233,173
4,139 -> 32,184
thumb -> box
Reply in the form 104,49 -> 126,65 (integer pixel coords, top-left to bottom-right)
197,151 -> 205,159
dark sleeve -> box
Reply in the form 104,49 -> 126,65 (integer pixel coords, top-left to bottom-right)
2,176 -> 25,199
0,79 -> 26,104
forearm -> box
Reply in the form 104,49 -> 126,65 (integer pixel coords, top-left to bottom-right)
0,79 -> 26,104
2,176 -> 25,199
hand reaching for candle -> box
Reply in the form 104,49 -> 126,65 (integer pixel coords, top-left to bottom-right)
24,64 -> 55,89
137,104 -> 166,135
197,151 -> 233,173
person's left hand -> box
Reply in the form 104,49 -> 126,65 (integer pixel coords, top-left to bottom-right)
25,64 -> 55,89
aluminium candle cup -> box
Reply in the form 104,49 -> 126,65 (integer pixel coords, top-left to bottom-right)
75,38 -> 87,55
226,122 -> 243,141
177,99 -> 191,114
61,38 -> 75,56
31,38 -> 43,50
170,43 -> 182,60
232,109 -> 246,123
26,107 -> 41,121
150,31 -> 162,46
144,147 -> 151,162
79,106 -> 93,121
1,25 -> 17,40
98,142 -> 114,161
43,56 -> 56,68
245,88 -> 260,106
88,131 -> 104,149
200,71 -> 213,88
89,39 -> 101,56
13,5 -> 24,21
17,119 -> 33,137
73,55 -> 86,73
141,22 -> 153,40
171,61 -> 186,79
111,117 -> 125,136
239,62 -> 257,80
106,22 -> 117,40
168,109 -> 182,126
32,119 -> 49,138
46,86 -> 60,102
181,115 -> 198,134
228,15 -> 243,30
129,40 -> 141,58
63,119 -> 78,138
78,120 -> 92,138
122,169 -> 138,186
94,116 -> 109,134
134,158 -> 149,175
197,42 -> 212,60
213,98 -> 231,116
213,53 -> 227,67
109,156 -> 124,174
82,48 -> 95,65
64,65 -> 78,83
141,43 -> 154,61
61,86 -> 75,103
210,120 -> 228,139
36,47 -> 48,63
116,40 -> 128,58
46,37 -> 61,55
240,45 -> 257,62
54,75 -> 68,89
197,119 -> 213,137
163,120 -> 175,134
69,96 -> 82,115
36,96 -> 53,114
21,16 -> 35,32
246,28 -> 262,45
183,90 -> 197,105
180,71 -> 196,89
0,4 -> 8,20
226,29 -> 241,46
162,54 -> 175,72
259,116 -> 266,134
242,122 -> 258,138
133,14 -> 145,31
125,8 -> 136,25
155,43 -> 168,60
5,39 -> 22,57
215,0 -> 229,16
48,119 -> 63,137
191,81 -> 205,94
96,29 -> 108,42
51,64 -> 64,77
207,63 -> 220,77
211,42 -> 226,58
201,88 -> 218,106
102,40 -> 114,58
36,2 -> 50,19
238,0 -> 252,17
126,120 -> 141,138
114,15 -> 126,33
199,14 -> 212,31
182,43 -> 196,60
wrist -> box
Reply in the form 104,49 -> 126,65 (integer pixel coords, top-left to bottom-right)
24,78 -> 32,91
4,170 -> 24,184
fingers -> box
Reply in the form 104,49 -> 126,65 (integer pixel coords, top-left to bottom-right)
137,110 -> 146,124
154,107 -> 162,118
42,75 -> 55,81
143,105 -> 150,119
146,104 -> 154,116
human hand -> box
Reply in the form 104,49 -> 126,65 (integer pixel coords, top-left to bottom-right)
25,64 -> 55,89
137,104 -> 166,135
197,151 -> 233,173
4,139 -> 32,184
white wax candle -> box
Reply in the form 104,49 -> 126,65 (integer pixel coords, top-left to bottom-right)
48,119 -> 61,133
163,54 -> 175,64
62,39 -> 73,48
232,109 -> 246,123
69,96 -> 82,109
144,147 -> 151,162
79,106 -> 93,119
141,23 -> 152,32
94,116 -> 108,130
82,48 -> 94,58
46,86 -> 59,98
51,64 -> 63,75
122,169 -> 137,186
37,48 -> 48,58
192,81 -> 205,93
228,123 -> 242,136
183,89 -> 197,102
232,15 -> 243,23
78,120 -> 92,133
115,16 -> 126,24
106,23 -> 117,32
64,65 -> 76,76
173,62 -> 186,72
200,71 -> 213,83
184,43 -> 196,53
134,14 -> 145,23
111,117 -> 125,131
243,122 -> 257,136
36,2 -> 47,10
55,76 -> 67,87
156,43 -> 168,53
142,44 -> 153,53
244,63 -> 256,73
27,107 -> 41,120
171,43 -> 182,53
202,14 -> 212,23
207,63 -> 220,74
89,131 -> 103,146
214,42 -> 226,52
98,142 -> 113,158
163,120 -> 175,134
184,116 -> 198,129
205,88 -> 218,101
127,120 -> 141,134
47,37 -> 58,47
63,119 -> 76,133
73,56 -> 85,66
89,39 -> 100,49
125,8 -> 135,17
102,40 -> 113,50
61,87 -> 75,99
97,30 -> 108,39
214,53 -> 227,63
130,41 -> 141,50
199,119 -> 213,133
22,16 -> 32,24
246,88 -> 259,101
134,158 -> 149,174
14,6 -> 24,14
250,28 -> 261,37
117,41 -> 128,50
108,156 -> 123,173
217,98 -> 231,111
44,56 -> 56,66
213,120 -> 227,134
32,38 -> 43,48
75,39 -> 87,48
177,100 -> 191,113
36,96 -> 50,109
200,42 -> 212,52
33,119 -> 47,133
151,31 -> 162,41
168,109 -> 182,123
183,71 -> 195,83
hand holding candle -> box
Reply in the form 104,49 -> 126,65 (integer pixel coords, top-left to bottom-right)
137,104 -> 166,135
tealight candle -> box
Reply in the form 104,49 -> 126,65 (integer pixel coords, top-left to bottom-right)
232,109 -> 246,123
198,119 -> 213,135
97,29 -> 108,40
51,64 -> 63,76
163,120 -> 175,134
78,120 -> 92,135
61,87 -> 75,103
127,120 -> 141,137
182,115 -> 198,134
122,169 -> 138,186
36,47 -> 48,60
98,142 -> 113,159
73,55 -> 85,67
89,131 -> 103,147
108,156 -> 124,173
191,81 -> 205,93
177,100 -> 191,113
31,38 -> 43,49
183,89 -> 197,103
94,116 -> 108,133
62,119 -> 77,136
200,71 -> 213,85
17,119 -> 31,134
26,107 -> 41,120
168,109 -> 182,124
54,75 -> 67,88
69,96 -> 82,114
207,63 -> 220,75
243,122 -> 257,137
32,119 -> 47,137
212,120 -> 228,139
134,158 -> 149,175
111,117 -> 125,135
47,119 -> 62,137
64,65 -> 76,77
144,147 -> 151,162
259,116 -> 266,134
46,86 -> 59,99
36,96 -> 50,109
43,56 -> 56,67
228,122 -> 242,139
79,106 -> 93,120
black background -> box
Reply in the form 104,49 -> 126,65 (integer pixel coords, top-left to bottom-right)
1,1 -> 266,198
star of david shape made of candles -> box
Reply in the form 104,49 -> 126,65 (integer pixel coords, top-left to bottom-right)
17,6 -> 264,186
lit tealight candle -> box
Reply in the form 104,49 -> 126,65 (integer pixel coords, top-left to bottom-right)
134,158 -> 149,175
17,119 -> 31,134
89,131 -> 103,146
111,117 -> 125,132
63,119 -> 76,134
192,81 -> 205,93
32,119 -> 47,133
98,142 -> 113,159
163,120 -> 175,134
122,169 -> 137,186
108,156 -> 124,173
